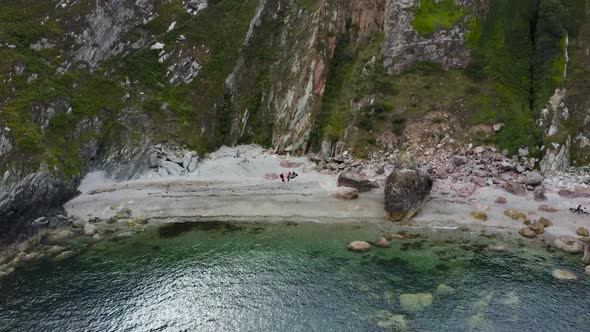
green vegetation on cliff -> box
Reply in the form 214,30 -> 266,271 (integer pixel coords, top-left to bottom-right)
412,0 -> 466,36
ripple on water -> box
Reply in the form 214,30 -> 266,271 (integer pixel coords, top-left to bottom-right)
0,222 -> 588,332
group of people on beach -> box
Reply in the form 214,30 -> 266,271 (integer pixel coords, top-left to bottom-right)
570,205 -> 589,215
280,171 -> 298,182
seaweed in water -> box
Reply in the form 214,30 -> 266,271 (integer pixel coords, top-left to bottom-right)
158,221 -> 247,238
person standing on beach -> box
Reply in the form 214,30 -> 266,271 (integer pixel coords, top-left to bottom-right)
280,173 -> 285,182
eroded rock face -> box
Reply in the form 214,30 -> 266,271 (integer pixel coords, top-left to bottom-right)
71,0 -> 155,68
381,0 -> 473,74
384,164 -> 433,221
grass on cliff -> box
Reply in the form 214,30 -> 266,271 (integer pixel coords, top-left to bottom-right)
412,0 -> 466,36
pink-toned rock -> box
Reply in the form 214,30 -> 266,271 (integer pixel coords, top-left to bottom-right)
558,188 -> 590,198
504,181 -> 526,196
471,177 -> 487,187
495,196 -> 507,204
454,183 -> 477,198
374,238 -> 391,248
264,173 -> 278,180
280,160 -> 304,168
333,187 -> 359,200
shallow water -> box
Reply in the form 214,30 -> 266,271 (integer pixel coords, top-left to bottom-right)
1,222 -> 589,331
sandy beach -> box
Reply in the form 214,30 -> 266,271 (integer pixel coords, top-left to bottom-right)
65,145 -> 590,240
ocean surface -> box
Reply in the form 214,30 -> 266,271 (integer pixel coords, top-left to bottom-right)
0,222 -> 588,331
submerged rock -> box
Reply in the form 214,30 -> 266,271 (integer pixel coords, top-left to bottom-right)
46,245 -> 65,255
384,162 -> 432,221
337,171 -> 379,192
488,244 -> 506,252
347,241 -> 371,253
554,236 -> 584,254
374,238 -> 391,248
54,251 -> 75,261
435,284 -> 456,296
399,293 -> 433,312
495,196 -> 507,204
551,269 -> 577,280
585,265 -> 590,276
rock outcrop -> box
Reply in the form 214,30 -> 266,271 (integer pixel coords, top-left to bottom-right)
384,161 -> 433,221
337,172 -> 379,192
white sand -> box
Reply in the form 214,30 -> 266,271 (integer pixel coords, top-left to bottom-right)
65,145 -> 589,239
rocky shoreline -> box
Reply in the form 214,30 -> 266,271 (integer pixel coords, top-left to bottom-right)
1,144 -> 590,281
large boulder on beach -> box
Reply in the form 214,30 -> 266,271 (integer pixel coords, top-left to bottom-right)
577,227 -> 589,237
334,187 -> 359,200
384,162 -> 433,221
337,172 -> 379,192
523,171 -> 544,186
348,241 -> 371,252
554,236 -> 585,254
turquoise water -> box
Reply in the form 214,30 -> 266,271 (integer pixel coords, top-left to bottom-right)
0,222 -> 589,331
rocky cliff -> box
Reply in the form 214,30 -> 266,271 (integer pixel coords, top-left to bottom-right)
0,0 -> 588,242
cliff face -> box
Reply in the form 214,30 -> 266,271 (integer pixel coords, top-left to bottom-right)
0,0 -> 588,241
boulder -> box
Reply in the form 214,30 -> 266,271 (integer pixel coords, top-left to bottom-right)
148,153 -> 158,168
374,238 -> 391,248
71,218 -> 86,228
551,269 -> 577,280
505,181 -> 526,196
452,155 -> 468,166
504,209 -> 526,220
334,187 -> 359,200
384,164 -> 433,221
582,244 -> 590,265
519,227 -> 536,238
347,241 -> 371,252
577,227 -> 589,237
488,244 -> 506,252
399,293 -> 433,312
538,217 -> 553,227
495,196 -> 507,204
158,160 -> 185,176
337,172 -> 379,192
54,251 -> 75,261
529,222 -> 544,234
182,151 -> 195,169
523,171 -> 543,186
470,211 -> 488,221
47,229 -> 74,242
83,223 -> 97,236
187,157 -> 199,172
585,265 -> 590,276
46,245 -> 65,255
554,236 -> 585,254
